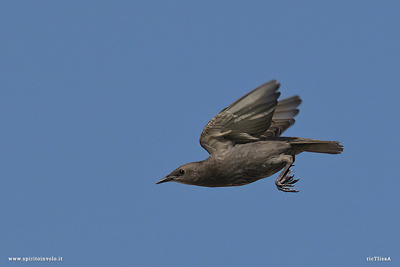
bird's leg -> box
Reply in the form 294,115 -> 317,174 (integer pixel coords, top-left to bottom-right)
275,155 -> 299,193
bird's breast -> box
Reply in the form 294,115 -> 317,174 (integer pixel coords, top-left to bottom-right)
204,141 -> 291,186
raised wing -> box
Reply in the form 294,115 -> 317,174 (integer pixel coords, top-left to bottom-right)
199,80 -> 281,154
262,95 -> 302,138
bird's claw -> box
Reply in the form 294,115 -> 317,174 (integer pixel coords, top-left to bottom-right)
275,166 -> 299,193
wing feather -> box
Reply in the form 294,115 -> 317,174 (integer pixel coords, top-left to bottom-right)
262,95 -> 302,138
199,80 -> 281,154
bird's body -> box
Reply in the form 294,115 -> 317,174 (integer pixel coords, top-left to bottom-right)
187,140 -> 290,187
157,80 -> 343,192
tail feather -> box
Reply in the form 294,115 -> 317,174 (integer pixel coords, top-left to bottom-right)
276,137 -> 343,154
295,141 -> 343,154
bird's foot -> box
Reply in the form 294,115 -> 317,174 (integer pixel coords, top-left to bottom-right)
275,163 -> 299,193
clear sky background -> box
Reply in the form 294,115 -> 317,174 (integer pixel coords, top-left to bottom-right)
1,1 -> 399,266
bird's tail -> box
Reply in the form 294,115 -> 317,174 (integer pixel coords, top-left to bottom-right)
279,137 -> 343,154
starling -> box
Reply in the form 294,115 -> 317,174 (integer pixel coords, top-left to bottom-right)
157,80 -> 343,192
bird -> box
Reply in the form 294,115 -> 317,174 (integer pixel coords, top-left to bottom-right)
157,80 -> 343,192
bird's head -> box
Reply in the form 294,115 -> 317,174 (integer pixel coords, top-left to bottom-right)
157,162 -> 204,186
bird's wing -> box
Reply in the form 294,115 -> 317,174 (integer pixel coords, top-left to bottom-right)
262,95 -> 302,138
199,80 -> 280,154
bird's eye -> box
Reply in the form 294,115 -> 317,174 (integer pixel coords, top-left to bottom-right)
178,169 -> 185,175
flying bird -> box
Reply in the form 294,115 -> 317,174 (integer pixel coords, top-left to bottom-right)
157,80 -> 343,192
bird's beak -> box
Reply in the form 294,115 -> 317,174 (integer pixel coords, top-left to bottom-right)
156,176 -> 173,184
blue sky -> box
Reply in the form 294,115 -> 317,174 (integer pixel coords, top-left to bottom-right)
1,1 -> 399,266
